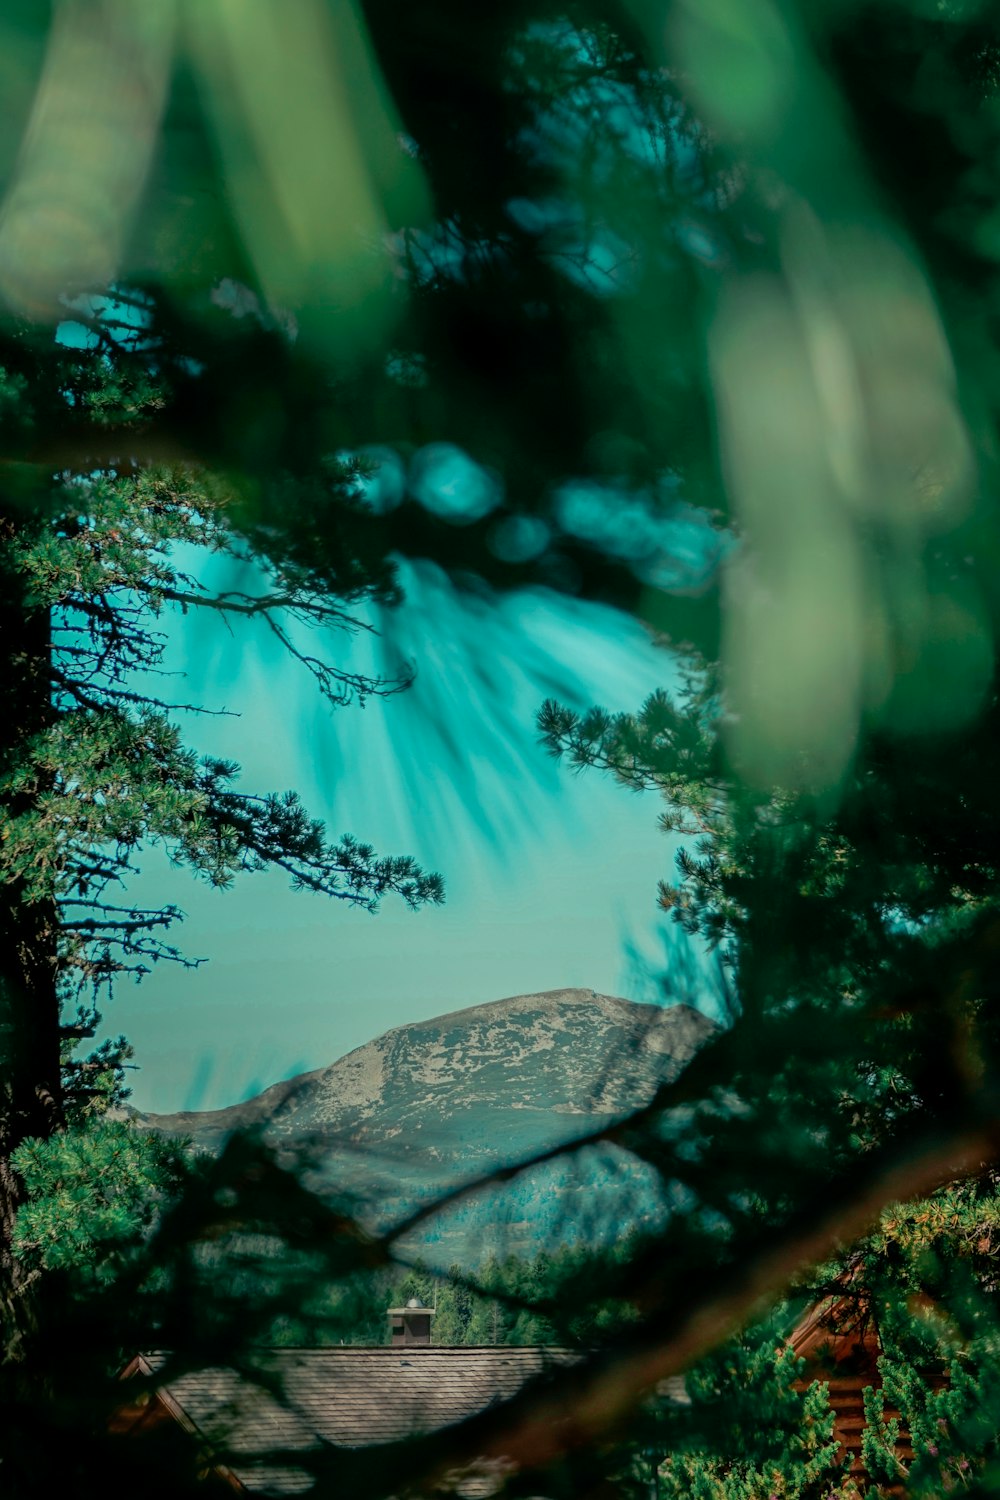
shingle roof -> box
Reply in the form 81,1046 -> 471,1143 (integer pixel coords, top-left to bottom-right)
133,1347 -> 582,1496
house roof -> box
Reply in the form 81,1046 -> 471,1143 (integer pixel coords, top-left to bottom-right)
126,1347 -> 583,1496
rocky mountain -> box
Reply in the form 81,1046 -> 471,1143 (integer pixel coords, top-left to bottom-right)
148,989 -> 711,1156
145,989 -> 715,1250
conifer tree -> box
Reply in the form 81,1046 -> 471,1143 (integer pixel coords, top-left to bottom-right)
657,1318 -> 848,1500
8,1 -> 1000,1493
0,312 -> 442,1343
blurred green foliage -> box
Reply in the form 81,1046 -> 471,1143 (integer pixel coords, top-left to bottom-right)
4,0 -> 1000,786
8,1 -> 1000,1497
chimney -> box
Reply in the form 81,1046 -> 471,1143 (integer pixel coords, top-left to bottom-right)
388,1296 -> 435,1347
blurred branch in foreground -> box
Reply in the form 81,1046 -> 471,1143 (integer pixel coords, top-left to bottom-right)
7,2 -> 1000,1499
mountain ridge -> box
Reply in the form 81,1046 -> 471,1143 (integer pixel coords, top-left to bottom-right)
145,988 -> 714,1156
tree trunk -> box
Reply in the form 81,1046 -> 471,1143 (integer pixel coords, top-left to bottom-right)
0,532 -> 62,1351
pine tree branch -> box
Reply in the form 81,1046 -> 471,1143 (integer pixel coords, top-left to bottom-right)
311,1119 -> 1000,1497
50,666 -> 236,718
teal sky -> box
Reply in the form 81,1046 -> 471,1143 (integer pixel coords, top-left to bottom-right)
108,554 -> 706,1114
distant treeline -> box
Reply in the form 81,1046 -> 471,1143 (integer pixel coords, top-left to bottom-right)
270,1234 -> 642,1347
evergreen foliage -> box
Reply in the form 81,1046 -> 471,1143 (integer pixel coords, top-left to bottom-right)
11,1122 -> 187,1290
657,1322 -> 849,1500
0,317 -> 442,1339
9,0 -> 1000,1496
264,1240 -> 639,1349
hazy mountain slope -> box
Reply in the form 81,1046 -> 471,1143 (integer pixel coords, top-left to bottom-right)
147,989 -> 713,1163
